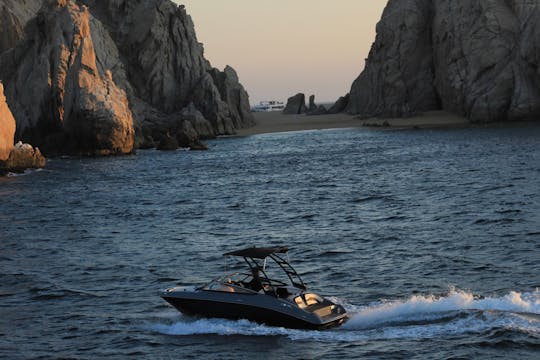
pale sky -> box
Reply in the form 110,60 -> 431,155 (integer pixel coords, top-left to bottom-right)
177,1 -> 387,105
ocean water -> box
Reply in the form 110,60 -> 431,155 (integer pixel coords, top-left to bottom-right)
1,126 -> 539,359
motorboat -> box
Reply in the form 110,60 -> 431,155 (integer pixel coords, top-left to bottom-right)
161,246 -> 348,330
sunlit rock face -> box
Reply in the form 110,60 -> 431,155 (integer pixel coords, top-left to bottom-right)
1,83 -> 46,174
0,0 -> 134,155
346,0 -> 540,122
0,0 -> 254,155
1,141 -> 46,174
0,82 -> 16,160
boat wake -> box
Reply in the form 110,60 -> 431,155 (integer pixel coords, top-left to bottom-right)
146,289 -> 540,342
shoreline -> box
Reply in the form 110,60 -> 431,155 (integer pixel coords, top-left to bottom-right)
236,111 -> 539,136
237,111 -> 469,136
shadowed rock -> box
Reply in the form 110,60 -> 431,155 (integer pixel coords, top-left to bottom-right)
157,132 -> 179,151
346,0 -> 540,123
306,95 -> 328,116
283,93 -> 308,115
180,103 -> 215,139
328,94 -> 350,114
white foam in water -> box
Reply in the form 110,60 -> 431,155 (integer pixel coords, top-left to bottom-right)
146,289 -> 540,342
343,289 -> 540,330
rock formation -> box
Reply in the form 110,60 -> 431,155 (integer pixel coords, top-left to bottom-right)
1,141 -> 46,174
0,82 -> 15,160
344,0 -> 540,123
0,0 -> 255,156
79,0 -> 254,137
283,93 -> 308,115
308,95 -> 317,113
306,95 -> 328,116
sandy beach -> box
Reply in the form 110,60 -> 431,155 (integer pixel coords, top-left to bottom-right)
236,111 -> 469,136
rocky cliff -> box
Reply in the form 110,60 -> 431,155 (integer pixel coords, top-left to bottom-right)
345,0 -> 540,123
1,0 -> 134,155
0,0 -> 254,155
77,0 -> 255,143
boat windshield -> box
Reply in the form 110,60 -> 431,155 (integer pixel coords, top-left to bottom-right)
201,273 -> 257,294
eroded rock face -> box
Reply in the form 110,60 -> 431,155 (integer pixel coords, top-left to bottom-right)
1,0 -> 134,155
346,0 -> 540,122
0,82 -> 15,160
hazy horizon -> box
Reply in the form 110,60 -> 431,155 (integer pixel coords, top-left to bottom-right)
177,1 -> 387,105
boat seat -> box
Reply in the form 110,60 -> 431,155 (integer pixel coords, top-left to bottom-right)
304,294 -> 320,306
295,293 -> 323,308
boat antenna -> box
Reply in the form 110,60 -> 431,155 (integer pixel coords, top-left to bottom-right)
263,258 -> 267,271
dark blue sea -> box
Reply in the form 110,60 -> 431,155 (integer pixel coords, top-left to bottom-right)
1,126 -> 539,359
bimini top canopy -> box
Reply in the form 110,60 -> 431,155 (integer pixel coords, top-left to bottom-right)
223,246 -> 289,259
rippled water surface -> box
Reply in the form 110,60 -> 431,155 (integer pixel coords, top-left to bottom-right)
1,126 -> 539,359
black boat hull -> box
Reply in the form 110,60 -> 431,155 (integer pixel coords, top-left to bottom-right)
162,291 -> 347,330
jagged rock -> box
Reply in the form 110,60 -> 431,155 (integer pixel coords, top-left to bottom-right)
328,94 -> 350,114
1,0 -> 134,155
0,141 -> 46,173
0,82 -> 15,160
191,72 -> 236,134
346,0 -> 540,123
80,0 -> 208,114
80,0 -> 254,134
283,93 -> 307,115
208,66 -> 255,129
